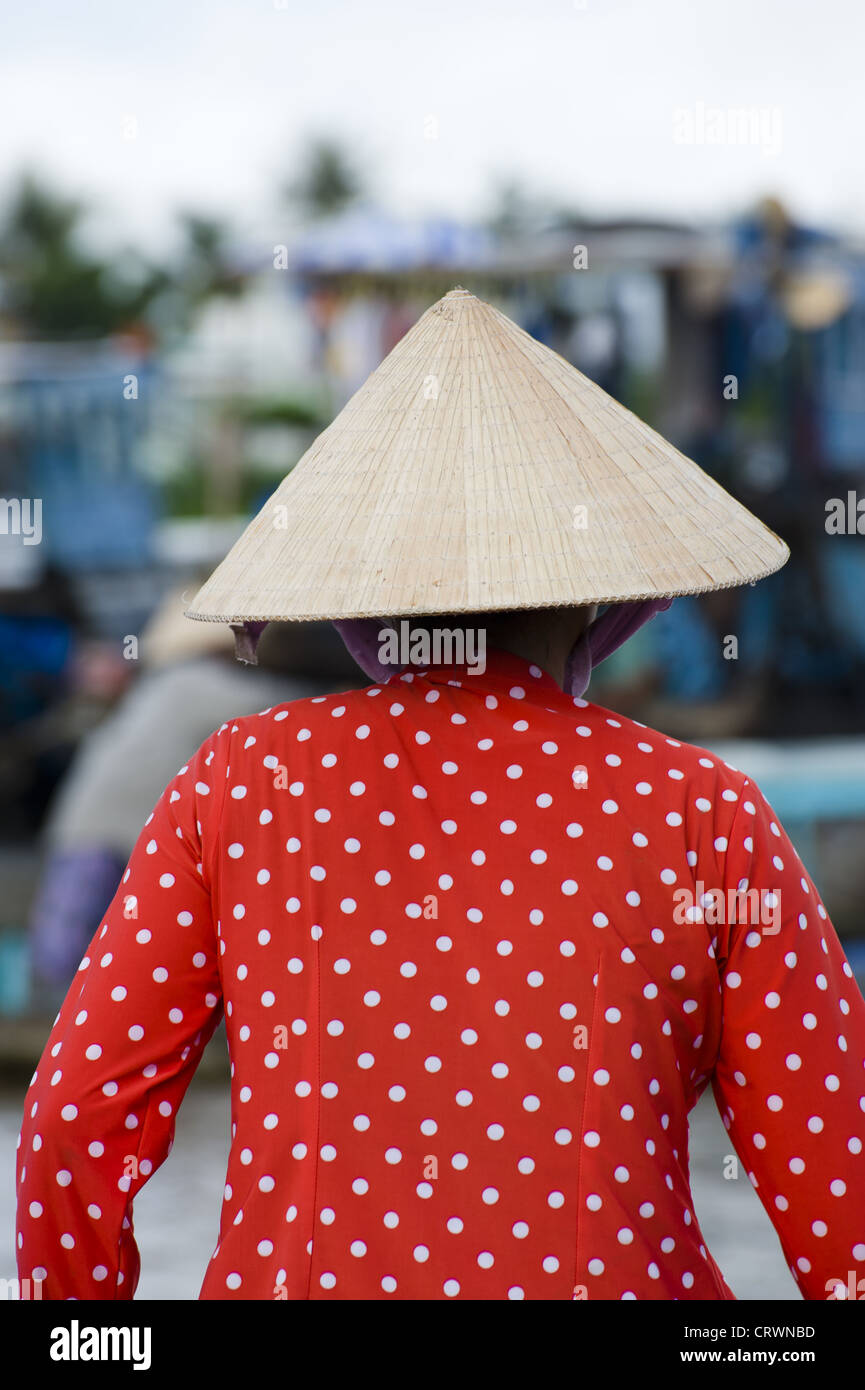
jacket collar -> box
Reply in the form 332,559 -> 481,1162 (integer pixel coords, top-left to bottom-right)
383,644 -> 570,705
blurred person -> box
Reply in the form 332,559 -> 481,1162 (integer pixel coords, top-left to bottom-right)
26,585 -> 356,1010
0,563 -> 83,838
15,289 -> 865,1303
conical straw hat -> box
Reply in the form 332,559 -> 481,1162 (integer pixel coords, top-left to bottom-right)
186,286 -> 788,624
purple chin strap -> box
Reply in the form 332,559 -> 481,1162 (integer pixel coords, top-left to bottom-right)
327,600 -> 673,698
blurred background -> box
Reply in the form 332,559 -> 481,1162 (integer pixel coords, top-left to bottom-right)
1,0 -> 864,1299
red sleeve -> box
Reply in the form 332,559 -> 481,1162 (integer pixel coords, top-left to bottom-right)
16,725 -> 229,1299
711,775 -> 865,1300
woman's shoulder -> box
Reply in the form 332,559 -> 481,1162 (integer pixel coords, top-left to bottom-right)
577,695 -> 754,799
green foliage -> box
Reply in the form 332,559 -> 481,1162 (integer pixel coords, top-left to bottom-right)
228,392 -> 330,428
0,133 -> 373,339
0,174 -> 247,341
618,367 -> 662,423
0,175 -> 163,337
161,456 -> 296,519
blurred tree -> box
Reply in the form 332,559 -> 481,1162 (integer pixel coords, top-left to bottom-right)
174,213 -> 246,309
484,174 -> 585,244
484,177 -> 539,243
284,136 -> 366,219
0,174 -> 248,341
0,174 -> 165,338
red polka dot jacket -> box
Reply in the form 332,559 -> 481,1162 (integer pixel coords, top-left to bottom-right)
16,648 -> 865,1299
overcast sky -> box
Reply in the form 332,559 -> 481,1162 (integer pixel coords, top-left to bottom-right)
2,0 -> 862,255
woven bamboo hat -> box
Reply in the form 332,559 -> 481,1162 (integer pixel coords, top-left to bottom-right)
186,285 -> 788,626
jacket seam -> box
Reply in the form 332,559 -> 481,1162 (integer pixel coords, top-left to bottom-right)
572,946 -> 602,1296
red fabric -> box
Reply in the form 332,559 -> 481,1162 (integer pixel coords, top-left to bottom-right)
16,648 -> 865,1300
